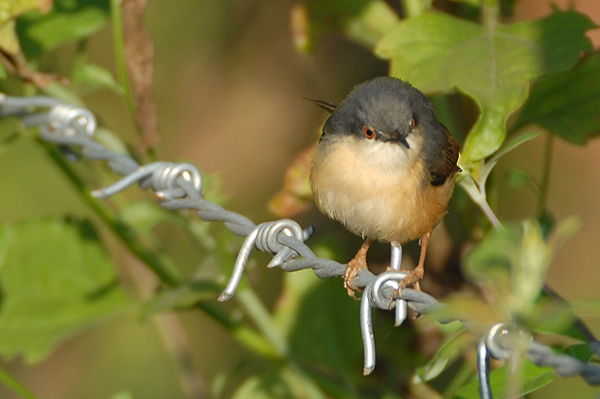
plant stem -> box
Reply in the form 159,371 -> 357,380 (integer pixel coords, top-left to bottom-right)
478,190 -> 502,229
460,176 -> 503,229
443,357 -> 477,399
36,139 -> 277,359
401,0 -> 431,18
196,302 -> 279,359
0,367 -> 40,399
237,288 -> 289,358
110,0 -> 136,119
482,0 -> 500,28
537,133 -> 554,217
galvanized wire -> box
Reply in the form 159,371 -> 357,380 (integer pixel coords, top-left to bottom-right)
3,93 -> 600,397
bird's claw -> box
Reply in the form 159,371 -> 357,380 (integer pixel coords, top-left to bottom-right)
344,258 -> 364,300
388,266 -> 424,309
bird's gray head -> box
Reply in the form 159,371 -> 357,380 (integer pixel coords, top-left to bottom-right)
321,77 -> 436,149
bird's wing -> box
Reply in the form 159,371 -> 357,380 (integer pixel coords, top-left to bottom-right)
430,125 -> 461,187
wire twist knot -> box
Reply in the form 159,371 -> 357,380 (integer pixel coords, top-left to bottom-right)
93,162 -> 202,199
142,162 -> 202,200
47,104 -> 97,137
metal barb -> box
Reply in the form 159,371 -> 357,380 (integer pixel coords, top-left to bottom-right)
361,270 -> 409,375
361,285 -> 376,375
218,219 -> 305,301
478,336 -> 493,399
390,242 -> 406,325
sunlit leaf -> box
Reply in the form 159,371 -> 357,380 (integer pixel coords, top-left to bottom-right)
120,201 -> 183,235
462,224 -> 519,305
455,359 -> 555,399
141,281 -> 221,319
376,10 -> 594,168
110,392 -> 134,399
477,131 -> 540,189
72,63 -> 123,94
0,20 -> 21,57
447,0 -> 480,6
415,329 -> 476,382
17,0 -> 110,59
512,51 -> 600,145
0,116 -> 23,158
463,218 -> 580,318
231,367 -> 326,399
0,0 -> 51,26
0,218 -> 130,363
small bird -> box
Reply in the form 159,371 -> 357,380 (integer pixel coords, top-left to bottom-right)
309,77 -> 460,297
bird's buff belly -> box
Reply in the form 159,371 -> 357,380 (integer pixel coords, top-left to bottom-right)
310,146 -> 453,244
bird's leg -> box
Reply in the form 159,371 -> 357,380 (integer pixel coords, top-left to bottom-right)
397,232 -> 430,294
344,238 -> 373,298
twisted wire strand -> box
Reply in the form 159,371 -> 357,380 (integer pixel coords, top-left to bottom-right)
5,93 -> 600,392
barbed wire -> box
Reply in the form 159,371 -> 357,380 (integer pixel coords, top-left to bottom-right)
3,93 -> 600,398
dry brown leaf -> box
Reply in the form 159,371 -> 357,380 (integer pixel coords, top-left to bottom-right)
122,0 -> 159,150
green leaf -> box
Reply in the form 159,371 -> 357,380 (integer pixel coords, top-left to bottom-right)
72,63 -> 123,95
447,0 -> 481,6
0,20 -> 21,57
278,275 -> 361,377
110,392 -> 134,399
17,0 -> 110,59
0,218 -> 130,363
463,218 -> 580,318
141,280 -> 221,319
291,0 -> 399,52
376,10 -> 594,167
0,116 -> 23,158
230,367 -> 326,399
462,221 -> 544,316
505,168 -> 536,189
415,329 -> 476,382
562,343 -> 598,364
0,0 -> 51,26
477,130 -> 540,189
120,201 -> 183,235
455,359 -> 555,399
512,51 -> 600,145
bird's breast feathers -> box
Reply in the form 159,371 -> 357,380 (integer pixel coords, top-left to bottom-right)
310,136 -> 455,243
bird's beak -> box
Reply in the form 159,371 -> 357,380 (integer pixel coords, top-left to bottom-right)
380,131 -> 410,149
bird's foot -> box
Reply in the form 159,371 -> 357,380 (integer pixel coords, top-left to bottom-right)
389,265 -> 424,308
344,238 -> 373,299
344,257 -> 366,299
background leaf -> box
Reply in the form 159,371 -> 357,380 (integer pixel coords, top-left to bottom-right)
0,217 -> 130,363
512,51 -> 600,145
0,0 -> 52,26
455,359 -> 555,399
376,10 -> 594,166
17,0 -> 110,59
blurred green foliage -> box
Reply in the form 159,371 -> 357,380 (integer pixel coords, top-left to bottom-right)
0,0 -> 599,398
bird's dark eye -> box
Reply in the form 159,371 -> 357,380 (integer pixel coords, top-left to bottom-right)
363,126 -> 376,139
409,118 -> 416,130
